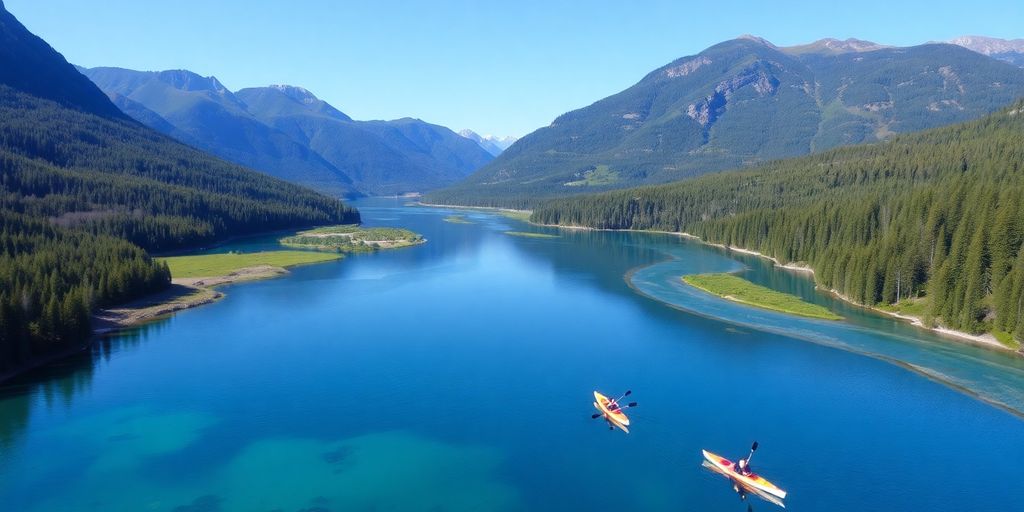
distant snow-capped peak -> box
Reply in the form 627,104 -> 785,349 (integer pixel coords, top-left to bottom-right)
948,36 -> 1024,55
458,129 -> 518,156
270,84 -> 319,104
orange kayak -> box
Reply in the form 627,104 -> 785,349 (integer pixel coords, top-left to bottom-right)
593,391 -> 630,430
702,449 -> 787,500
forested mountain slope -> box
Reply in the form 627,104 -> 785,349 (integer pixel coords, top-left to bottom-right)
237,86 -> 493,195
0,2 -> 358,375
533,100 -> 1024,341
81,67 -> 358,198
82,68 -> 494,196
430,37 -> 1024,208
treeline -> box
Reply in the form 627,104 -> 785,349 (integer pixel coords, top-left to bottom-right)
0,210 -> 170,372
0,86 -> 359,373
533,100 -> 1024,339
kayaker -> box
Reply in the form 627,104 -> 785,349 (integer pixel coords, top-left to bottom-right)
606,399 -> 620,411
736,457 -> 753,476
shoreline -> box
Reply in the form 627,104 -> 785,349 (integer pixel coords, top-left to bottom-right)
425,203 -> 1016,355
415,201 -> 532,215
622,260 -> 1024,420
0,265 -> 296,385
92,265 -> 291,334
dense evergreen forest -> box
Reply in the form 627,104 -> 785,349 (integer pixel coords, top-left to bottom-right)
0,86 -> 359,374
533,100 -> 1024,341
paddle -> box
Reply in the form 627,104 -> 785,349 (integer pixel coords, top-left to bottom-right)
746,441 -> 759,465
590,401 -> 637,419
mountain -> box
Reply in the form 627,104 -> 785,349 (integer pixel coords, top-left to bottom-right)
80,67 -> 357,198
458,129 -> 518,156
82,68 -> 494,196
0,1 -> 358,374
0,2 -> 124,119
949,36 -> 1024,67
533,99 -> 1024,342
237,86 -> 493,195
781,37 -> 891,55
428,36 -> 1024,208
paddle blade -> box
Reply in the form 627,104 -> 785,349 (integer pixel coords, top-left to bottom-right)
627,402 -> 638,407
624,390 -> 632,397
591,413 -> 602,419
751,441 -> 759,452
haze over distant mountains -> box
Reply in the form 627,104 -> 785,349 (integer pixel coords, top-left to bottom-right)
457,130 -> 518,156
80,67 -> 494,197
429,35 -> 1024,207
948,35 -> 1024,67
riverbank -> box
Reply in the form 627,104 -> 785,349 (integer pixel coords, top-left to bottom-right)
508,214 -> 1020,355
417,203 -> 1022,354
0,264 -> 297,385
93,263 -> 307,333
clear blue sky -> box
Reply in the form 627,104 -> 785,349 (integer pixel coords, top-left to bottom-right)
7,0 -> 1021,137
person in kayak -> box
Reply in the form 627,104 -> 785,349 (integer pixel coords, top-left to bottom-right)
606,399 -> 620,412
735,457 -> 753,476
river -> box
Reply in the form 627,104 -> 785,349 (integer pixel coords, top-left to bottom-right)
1,197 -> 1022,511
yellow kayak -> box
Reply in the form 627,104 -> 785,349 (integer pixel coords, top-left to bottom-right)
702,449 -> 787,500
593,391 -> 630,428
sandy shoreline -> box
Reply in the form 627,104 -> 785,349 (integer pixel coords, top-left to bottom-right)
425,204 -> 1017,355
92,265 -> 289,333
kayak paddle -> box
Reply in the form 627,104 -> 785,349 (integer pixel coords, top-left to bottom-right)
746,441 -> 759,464
591,402 -> 637,418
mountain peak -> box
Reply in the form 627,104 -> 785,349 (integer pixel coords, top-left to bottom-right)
736,34 -> 777,48
155,70 -> 229,93
947,36 -> 1024,67
782,37 -> 889,55
948,35 -> 1024,54
458,129 -> 517,156
0,2 -> 126,119
235,85 -> 351,122
269,84 -> 319,104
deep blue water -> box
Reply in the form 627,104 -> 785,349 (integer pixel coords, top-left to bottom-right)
1,198 -> 1022,511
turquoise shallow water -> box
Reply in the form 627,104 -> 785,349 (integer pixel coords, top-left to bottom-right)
1,198 -> 1022,511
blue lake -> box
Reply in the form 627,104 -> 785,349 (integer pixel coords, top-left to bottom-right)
1,198 -> 1022,511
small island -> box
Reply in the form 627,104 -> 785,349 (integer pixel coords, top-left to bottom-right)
280,225 -> 425,252
683,273 -> 842,320
444,215 -> 473,224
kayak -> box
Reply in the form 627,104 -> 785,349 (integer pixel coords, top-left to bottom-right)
702,449 -> 787,500
593,391 -> 630,430
701,461 -> 786,508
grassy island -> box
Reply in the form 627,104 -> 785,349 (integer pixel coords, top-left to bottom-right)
159,251 -> 342,279
504,231 -> 559,239
499,210 -> 532,222
280,225 -> 425,253
444,215 -> 473,224
683,273 -> 842,320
